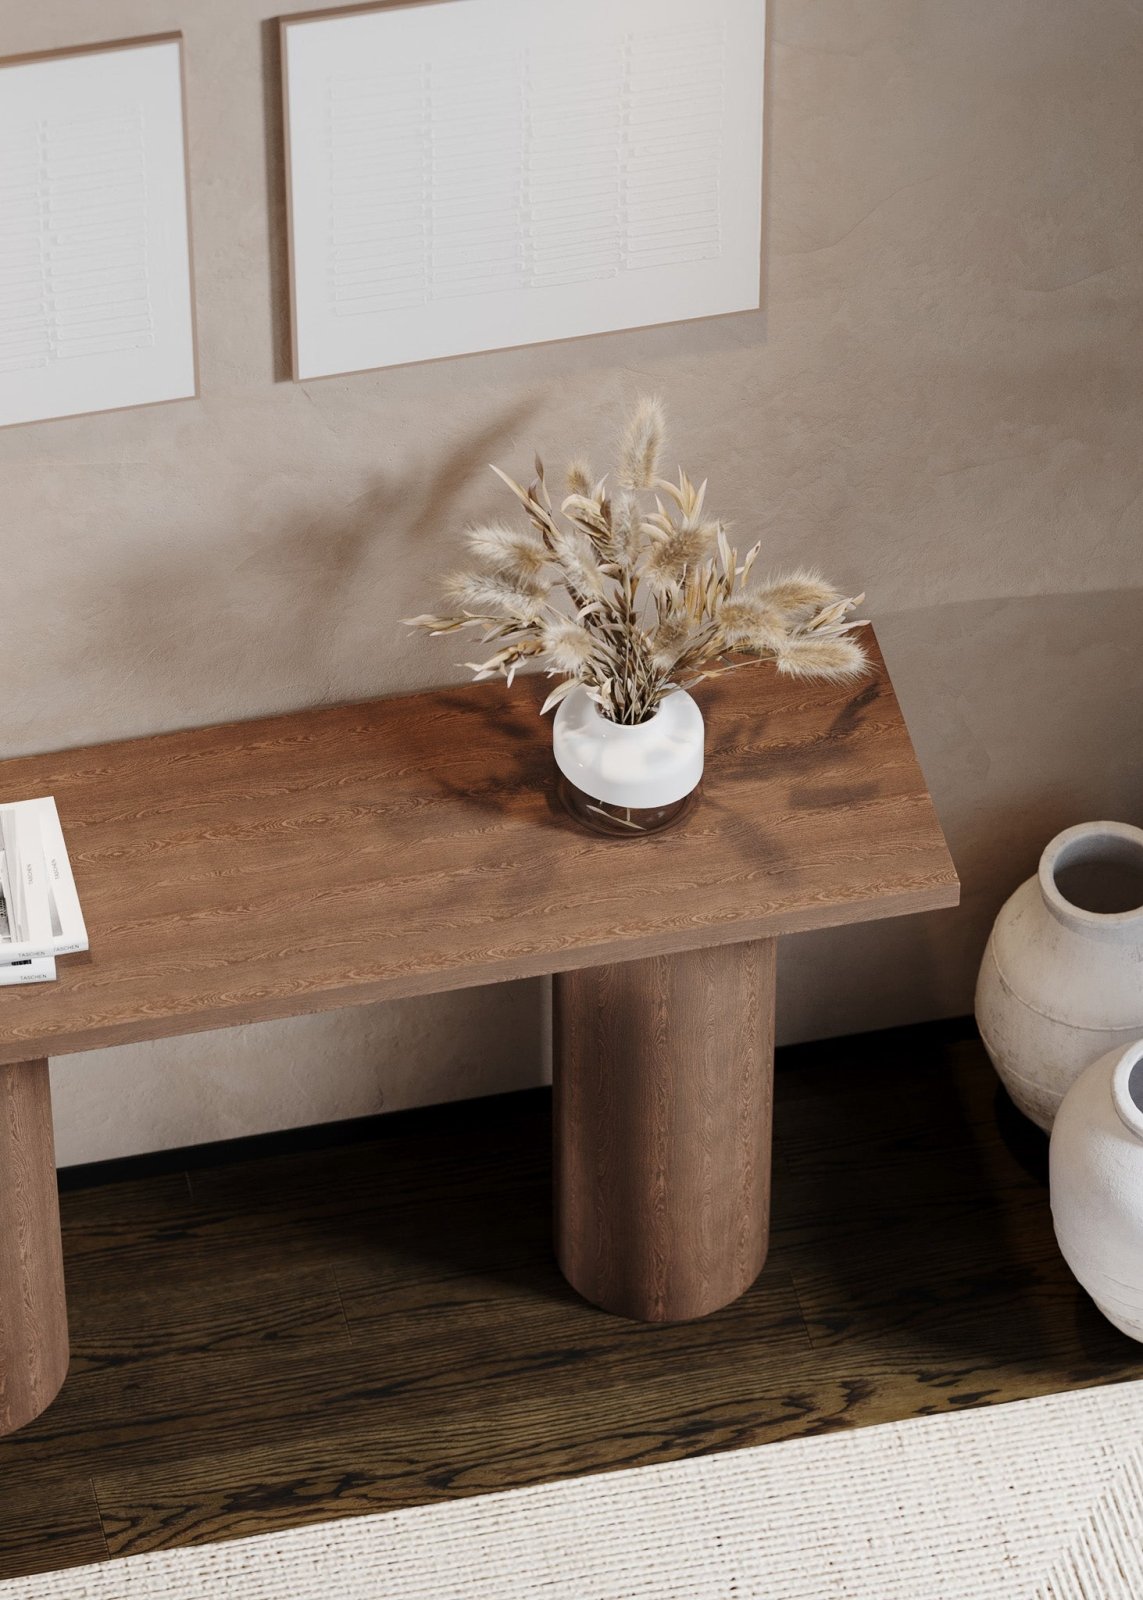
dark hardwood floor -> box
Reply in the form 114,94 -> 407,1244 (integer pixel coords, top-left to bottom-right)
3,1020 -> 1141,1581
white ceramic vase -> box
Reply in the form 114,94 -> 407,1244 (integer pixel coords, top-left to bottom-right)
975,821 -> 1143,1131
1050,1038 -> 1143,1342
551,684 -> 704,836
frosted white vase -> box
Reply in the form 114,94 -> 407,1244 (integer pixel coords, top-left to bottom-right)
975,821 -> 1143,1131
552,685 -> 704,836
1050,1038 -> 1143,1342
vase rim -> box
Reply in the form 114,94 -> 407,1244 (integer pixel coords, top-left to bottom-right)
571,684 -> 694,736
552,682 -> 704,810
1039,821 -> 1143,940
1110,1039 -> 1143,1141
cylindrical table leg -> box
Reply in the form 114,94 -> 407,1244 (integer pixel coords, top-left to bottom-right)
0,1059 -> 69,1436
553,939 -> 776,1323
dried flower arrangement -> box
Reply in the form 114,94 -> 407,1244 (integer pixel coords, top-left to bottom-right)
405,399 -> 869,726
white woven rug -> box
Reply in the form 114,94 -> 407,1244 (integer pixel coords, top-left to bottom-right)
8,1382 -> 1143,1600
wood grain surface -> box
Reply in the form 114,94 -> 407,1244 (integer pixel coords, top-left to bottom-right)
0,1060 -> 69,1436
0,1026 -> 1139,1584
554,941 -> 775,1321
0,632 -> 956,1066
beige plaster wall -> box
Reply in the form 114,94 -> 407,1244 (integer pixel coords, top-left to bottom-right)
3,0 -> 1140,1164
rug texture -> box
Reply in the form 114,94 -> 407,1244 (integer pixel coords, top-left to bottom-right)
6,1381 -> 1143,1599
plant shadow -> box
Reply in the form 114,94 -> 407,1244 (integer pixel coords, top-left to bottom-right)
90,401 -> 536,730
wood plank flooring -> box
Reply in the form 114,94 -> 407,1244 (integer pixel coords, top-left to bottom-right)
2,1020 -> 1141,1581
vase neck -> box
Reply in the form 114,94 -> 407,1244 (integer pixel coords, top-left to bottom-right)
1111,1043 -> 1143,1142
1038,822 -> 1143,944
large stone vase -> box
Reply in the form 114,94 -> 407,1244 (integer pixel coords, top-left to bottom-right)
975,821 -> 1143,1131
1050,1038 -> 1143,1342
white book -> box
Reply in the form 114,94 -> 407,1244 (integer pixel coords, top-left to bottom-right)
0,797 -> 89,964
38,798 -> 89,956
0,955 -> 55,986
0,823 -> 23,946
13,804 -> 53,952
0,813 -> 34,955
0,850 -> 12,944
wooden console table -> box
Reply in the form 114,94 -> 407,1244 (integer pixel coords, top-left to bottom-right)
0,634 -> 957,1437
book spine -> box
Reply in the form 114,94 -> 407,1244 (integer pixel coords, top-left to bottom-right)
0,811 -> 23,940
0,798 -> 89,962
0,956 -> 55,985
39,798 -> 89,954
13,806 -> 53,950
0,941 -> 80,964
0,848 -> 12,943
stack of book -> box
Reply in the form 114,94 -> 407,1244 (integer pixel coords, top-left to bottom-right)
0,797 -> 88,985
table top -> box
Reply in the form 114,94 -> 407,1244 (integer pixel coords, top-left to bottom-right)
0,633 -> 957,1064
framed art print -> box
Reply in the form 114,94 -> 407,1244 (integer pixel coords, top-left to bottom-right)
281,0 -> 765,379
0,34 -> 197,428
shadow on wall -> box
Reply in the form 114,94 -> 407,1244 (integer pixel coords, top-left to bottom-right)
93,396 -> 536,732
777,586 -> 1143,1044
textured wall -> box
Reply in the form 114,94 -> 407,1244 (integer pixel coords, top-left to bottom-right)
3,1 -> 1140,1164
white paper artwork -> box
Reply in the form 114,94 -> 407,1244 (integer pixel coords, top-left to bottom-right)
0,35 -> 196,428
282,0 -> 765,379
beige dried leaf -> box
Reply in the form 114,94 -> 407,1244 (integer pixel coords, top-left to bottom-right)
402,613 -> 473,634
540,676 -> 580,716
716,525 -> 733,579
740,541 -> 763,584
488,463 -> 555,532
560,493 -> 612,545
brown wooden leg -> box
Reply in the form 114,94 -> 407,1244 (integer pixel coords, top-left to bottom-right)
553,939 -> 776,1323
0,1059 -> 69,1436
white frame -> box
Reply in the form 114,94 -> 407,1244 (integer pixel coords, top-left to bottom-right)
0,33 -> 198,429
281,0 -> 765,380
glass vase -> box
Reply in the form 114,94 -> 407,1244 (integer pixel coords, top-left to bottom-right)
551,685 -> 704,837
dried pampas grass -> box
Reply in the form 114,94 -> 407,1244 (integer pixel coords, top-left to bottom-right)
617,395 -> 665,491
444,569 -> 549,627
541,619 -> 600,675
464,522 -> 547,579
405,400 -> 869,724
776,633 -> 869,681
754,569 -> 841,619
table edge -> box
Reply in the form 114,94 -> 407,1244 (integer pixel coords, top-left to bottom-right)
0,872 -> 960,1066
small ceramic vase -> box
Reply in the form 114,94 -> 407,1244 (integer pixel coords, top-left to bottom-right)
975,821 -> 1143,1130
551,684 -> 703,836
1050,1038 -> 1143,1342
